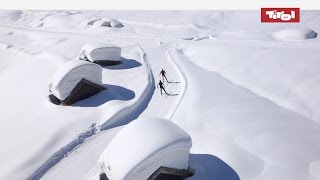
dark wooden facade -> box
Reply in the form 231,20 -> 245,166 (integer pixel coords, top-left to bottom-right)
49,78 -> 105,105
148,167 -> 194,180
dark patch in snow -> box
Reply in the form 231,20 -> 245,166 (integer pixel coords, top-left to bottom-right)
168,81 -> 181,84
100,51 -> 155,130
189,154 -> 240,180
100,173 -> 109,180
87,19 -> 101,25
104,57 -> 142,70
48,94 -> 61,105
73,84 -> 135,107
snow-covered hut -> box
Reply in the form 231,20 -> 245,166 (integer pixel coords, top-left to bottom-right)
48,60 -> 105,105
79,43 -> 122,66
108,18 -> 124,28
89,18 -> 123,28
98,117 -> 194,180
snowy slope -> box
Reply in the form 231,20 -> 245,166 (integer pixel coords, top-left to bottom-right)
1,10 -> 320,180
169,48 -> 320,180
177,41 -> 320,123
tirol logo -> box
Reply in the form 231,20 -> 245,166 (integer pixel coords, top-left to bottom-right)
261,8 -> 300,23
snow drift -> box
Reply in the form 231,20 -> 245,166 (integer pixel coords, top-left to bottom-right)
273,28 -> 317,41
218,31 -> 274,41
98,117 -> 192,180
49,60 -> 103,100
178,43 -> 320,123
91,18 -> 123,28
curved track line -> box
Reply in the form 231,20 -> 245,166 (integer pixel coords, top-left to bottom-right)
27,45 -> 155,180
164,50 -> 187,120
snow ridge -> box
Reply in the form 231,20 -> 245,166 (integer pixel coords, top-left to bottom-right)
100,45 -> 155,129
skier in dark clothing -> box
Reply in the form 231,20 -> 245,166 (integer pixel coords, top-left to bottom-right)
157,80 -> 168,95
159,68 -> 169,82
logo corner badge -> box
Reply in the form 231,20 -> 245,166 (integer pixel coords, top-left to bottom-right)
261,8 -> 300,23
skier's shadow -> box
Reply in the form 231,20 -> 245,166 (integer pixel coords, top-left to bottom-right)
168,81 -> 181,84
167,93 -> 179,96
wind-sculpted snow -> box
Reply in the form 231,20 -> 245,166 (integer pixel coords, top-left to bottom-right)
178,42 -> 320,123
169,48 -> 320,180
273,28 -> 318,41
217,31 -> 274,41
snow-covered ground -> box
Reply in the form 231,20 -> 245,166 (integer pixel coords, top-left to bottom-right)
1,10 -> 320,180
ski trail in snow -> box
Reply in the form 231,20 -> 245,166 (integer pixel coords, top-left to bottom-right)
27,45 -> 154,180
0,25 -> 185,179
41,41 -> 186,179
100,45 -> 155,129
137,41 -> 185,119
27,124 -> 100,180
163,50 -> 187,119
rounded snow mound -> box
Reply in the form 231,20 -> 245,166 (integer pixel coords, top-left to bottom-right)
273,28 -> 317,41
218,31 -> 274,41
90,18 -> 123,28
80,43 -> 121,62
108,18 -> 124,28
98,117 -> 192,180
49,60 -> 102,100
93,20 -> 111,27
0,43 -> 9,50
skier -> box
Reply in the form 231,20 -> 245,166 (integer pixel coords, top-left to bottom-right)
159,68 -> 169,82
157,80 -> 168,95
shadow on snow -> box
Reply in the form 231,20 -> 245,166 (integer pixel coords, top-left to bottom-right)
104,57 -> 142,70
73,84 -> 135,107
189,154 -> 240,180
168,81 -> 181,84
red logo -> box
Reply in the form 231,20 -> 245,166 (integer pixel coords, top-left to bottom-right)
261,8 -> 300,23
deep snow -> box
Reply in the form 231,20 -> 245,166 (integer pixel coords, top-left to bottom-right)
49,60 -> 103,100
80,43 -> 121,62
98,117 -> 192,180
1,10 -> 320,180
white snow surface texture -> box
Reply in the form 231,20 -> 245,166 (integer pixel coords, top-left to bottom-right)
98,117 -> 191,180
81,43 -> 121,62
1,10 -> 320,180
49,60 -> 103,100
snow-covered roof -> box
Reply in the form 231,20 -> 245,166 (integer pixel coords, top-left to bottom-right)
82,43 -> 120,53
80,43 -> 121,62
107,18 -> 123,28
98,117 -> 192,180
90,18 -> 123,28
93,20 -> 110,27
49,60 -> 103,100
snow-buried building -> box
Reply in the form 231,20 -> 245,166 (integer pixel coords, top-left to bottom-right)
79,43 -> 122,66
49,60 -> 105,105
89,18 -> 124,28
98,117 -> 194,180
